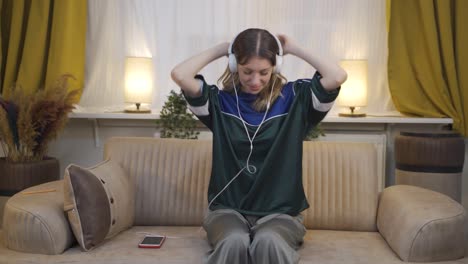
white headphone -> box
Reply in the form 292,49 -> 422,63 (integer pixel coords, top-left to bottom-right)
228,30 -> 283,74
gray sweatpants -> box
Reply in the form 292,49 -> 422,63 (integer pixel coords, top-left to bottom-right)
203,209 -> 306,264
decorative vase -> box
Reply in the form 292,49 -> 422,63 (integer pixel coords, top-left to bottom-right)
0,157 -> 60,196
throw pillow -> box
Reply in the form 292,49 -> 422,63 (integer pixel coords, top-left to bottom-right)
63,159 -> 134,251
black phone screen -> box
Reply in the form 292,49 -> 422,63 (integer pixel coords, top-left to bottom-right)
141,236 -> 164,245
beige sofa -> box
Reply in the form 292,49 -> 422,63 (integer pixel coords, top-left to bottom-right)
0,137 -> 466,264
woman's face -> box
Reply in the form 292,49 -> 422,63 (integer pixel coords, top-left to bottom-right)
237,56 -> 273,94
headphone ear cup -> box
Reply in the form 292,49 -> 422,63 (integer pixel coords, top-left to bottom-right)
228,54 -> 237,73
274,55 -> 283,74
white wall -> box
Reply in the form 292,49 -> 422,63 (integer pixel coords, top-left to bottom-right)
81,0 -> 393,115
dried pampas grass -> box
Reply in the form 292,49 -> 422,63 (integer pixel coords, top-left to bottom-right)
0,75 -> 78,162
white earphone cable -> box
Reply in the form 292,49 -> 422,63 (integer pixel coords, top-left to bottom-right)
206,75 -> 277,211
233,78 -> 275,174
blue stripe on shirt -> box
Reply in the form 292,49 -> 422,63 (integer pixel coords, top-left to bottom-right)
218,82 -> 295,126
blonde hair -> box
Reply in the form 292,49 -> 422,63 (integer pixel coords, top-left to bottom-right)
218,68 -> 286,111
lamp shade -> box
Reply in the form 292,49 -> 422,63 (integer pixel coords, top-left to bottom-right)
337,60 -> 368,107
124,57 -> 153,104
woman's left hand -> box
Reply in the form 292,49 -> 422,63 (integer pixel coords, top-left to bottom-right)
277,34 -> 297,56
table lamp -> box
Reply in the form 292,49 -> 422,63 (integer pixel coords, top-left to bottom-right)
337,60 -> 368,117
124,57 -> 153,113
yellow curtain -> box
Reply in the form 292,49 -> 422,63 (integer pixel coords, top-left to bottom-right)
388,0 -> 468,136
0,0 -> 86,103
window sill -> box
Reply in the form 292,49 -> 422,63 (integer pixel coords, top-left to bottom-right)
70,110 -> 453,124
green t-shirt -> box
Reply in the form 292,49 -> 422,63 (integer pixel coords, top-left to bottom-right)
184,73 -> 339,216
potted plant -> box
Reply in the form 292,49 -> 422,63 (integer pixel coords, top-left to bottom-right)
305,123 -> 325,140
156,90 -> 199,139
0,75 -> 78,195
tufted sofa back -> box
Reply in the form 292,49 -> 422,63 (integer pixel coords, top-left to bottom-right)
104,137 -> 383,231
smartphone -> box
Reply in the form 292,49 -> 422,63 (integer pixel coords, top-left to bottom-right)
138,235 -> 166,248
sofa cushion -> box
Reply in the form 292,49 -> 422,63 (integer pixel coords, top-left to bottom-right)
377,185 -> 466,262
103,137 -> 213,226
102,138 -> 385,231
0,227 -> 440,264
63,159 -> 135,251
302,141 -> 383,231
2,180 -> 74,254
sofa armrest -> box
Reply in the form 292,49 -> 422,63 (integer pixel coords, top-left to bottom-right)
2,180 -> 74,254
377,185 -> 466,262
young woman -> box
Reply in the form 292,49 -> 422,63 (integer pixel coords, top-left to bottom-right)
171,28 -> 347,264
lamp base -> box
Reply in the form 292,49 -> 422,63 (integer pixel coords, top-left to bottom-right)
339,106 -> 366,117
339,112 -> 366,117
124,108 -> 151,114
125,103 -> 151,114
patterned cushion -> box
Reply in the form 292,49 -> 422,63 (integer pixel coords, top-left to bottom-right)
63,159 -> 134,251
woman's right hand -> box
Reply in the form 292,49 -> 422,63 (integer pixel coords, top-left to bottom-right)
171,42 -> 230,97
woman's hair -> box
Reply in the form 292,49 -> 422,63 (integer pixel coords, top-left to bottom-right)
218,28 -> 287,111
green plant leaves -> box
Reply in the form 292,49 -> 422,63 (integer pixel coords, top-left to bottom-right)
156,90 -> 199,139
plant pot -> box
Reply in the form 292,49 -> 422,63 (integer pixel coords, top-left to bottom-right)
0,157 -> 60,196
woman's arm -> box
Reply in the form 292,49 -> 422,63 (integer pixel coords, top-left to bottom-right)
277,34 -> 347,91
171,42 -> 230,97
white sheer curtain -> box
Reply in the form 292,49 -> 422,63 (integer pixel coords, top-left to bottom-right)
80,0 -> 394,114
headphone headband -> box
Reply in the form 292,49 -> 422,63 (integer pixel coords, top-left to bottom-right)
228,29 -> 283,73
